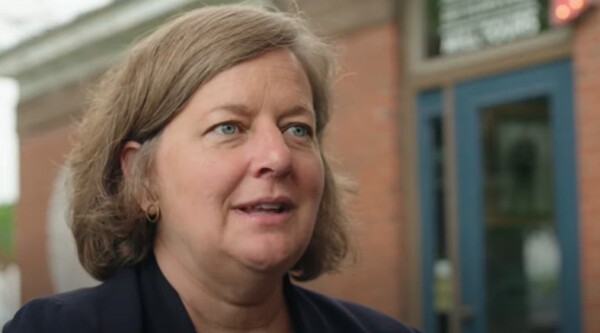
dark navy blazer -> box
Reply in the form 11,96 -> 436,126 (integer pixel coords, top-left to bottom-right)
3,254 -> 421,333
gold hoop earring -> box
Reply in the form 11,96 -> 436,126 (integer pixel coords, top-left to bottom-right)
145,203 -> 160,223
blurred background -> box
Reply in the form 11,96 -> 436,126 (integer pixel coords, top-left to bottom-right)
0,0 -> 598,332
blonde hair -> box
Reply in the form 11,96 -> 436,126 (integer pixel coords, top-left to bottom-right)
67,4 -> 349,281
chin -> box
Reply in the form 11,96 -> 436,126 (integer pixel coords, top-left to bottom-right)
235,238 -> 306,275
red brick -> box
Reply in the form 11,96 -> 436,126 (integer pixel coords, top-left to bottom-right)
575,7 -> 600,332
16,123 -> 74,302
304,23 -> 405,319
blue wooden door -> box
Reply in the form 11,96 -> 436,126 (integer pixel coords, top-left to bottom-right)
419,60 -> 582,333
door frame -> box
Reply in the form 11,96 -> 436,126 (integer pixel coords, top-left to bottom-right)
417,90 -> 445,333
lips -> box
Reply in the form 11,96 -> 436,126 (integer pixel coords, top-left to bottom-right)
233,197 -> 296,214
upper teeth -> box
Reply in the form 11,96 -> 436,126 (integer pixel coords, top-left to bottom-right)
253,203 -> 283,210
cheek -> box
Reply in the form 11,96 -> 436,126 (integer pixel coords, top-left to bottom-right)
154,152 -> 247,245
157,150 -> 246,209
301,154 -> 325,201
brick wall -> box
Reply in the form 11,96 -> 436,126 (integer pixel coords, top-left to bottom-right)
303,22 -> 408,320
574,8 -> 600,333
16,123 -> 73,302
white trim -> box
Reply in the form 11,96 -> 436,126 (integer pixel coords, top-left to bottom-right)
0,0 -> 271,102
20,51 -> 119,101
0,0 -> 198,76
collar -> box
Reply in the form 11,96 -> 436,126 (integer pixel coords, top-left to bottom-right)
139,253 -> 197,333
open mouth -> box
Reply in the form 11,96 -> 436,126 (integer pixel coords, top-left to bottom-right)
234,199 -> 295,214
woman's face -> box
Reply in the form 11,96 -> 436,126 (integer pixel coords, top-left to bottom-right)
152,49 -> 324,277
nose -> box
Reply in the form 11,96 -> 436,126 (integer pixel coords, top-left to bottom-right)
250,125 -> 293,179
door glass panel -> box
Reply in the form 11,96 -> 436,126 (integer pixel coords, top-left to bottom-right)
430,117 -> 451,333
481,97 -> 560,333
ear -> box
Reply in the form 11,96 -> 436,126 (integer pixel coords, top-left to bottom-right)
121,140 -> 156,211
120,140 -> 142,179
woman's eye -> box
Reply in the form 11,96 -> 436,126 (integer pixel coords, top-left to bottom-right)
214,123 -> 238,135
285,124 -> 312,138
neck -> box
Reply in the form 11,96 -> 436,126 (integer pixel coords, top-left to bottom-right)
154,242 -> 292,333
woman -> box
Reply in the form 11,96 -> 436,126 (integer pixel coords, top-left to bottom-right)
3,4 -> 421,333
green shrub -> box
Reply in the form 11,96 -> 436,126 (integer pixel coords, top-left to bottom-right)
0,204 -> 13,257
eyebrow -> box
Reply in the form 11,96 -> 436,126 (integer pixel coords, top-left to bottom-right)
209,104 -> 252,117
209,104 -> 315,120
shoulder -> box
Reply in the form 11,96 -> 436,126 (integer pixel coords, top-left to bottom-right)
2,266 -> 142,333
2,290 -> 98,333
289,283 -> 422,333
335,298 -> 422,333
